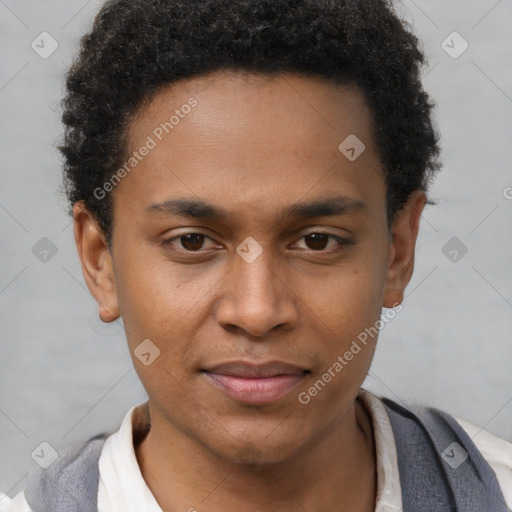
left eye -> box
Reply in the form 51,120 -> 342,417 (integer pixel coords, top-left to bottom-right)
163,232 -> 350,253
294,233 -> 349,251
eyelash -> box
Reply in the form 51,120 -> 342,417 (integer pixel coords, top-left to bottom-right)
162,231 -> 353,255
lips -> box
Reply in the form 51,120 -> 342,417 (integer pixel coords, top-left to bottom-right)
204,361 -> 308,378
202,360 -> 309,404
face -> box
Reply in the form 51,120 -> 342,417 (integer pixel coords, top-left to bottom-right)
74,70 -> 425,465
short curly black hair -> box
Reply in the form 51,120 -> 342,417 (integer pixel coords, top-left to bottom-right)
60,0 -> 441,249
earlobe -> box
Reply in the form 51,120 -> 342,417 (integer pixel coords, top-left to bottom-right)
73,201 -> 120,323
99,304 -> 121,323
382,191 -> 426,308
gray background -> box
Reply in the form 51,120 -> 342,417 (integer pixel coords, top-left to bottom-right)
1,0 -> 511,498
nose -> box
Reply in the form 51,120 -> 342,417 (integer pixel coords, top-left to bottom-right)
215,243 -> 299,338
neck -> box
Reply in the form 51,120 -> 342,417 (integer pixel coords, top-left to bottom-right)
134,397 -> 376,512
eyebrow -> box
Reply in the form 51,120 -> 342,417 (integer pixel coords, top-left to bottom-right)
144,196 -> 367,221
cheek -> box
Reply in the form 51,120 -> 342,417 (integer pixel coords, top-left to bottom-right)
300,253 -> 387,381
113,248 -> 225,396
306,256 -> 386,330
297,271 -> 383,409
114,245 -> 218,340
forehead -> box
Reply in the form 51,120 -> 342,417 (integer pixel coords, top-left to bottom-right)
128,70 -> 376,150
113,70 -> 385,227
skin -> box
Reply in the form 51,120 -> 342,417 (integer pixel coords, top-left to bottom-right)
73,70 -> 426,511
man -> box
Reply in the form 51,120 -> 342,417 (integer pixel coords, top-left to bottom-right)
1,0 -> 511,510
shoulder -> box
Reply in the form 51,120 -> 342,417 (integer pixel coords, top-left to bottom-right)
0,433 -> 112,512
372,391 -> 512,508
0,405 -> 141,512
454,416 -> 512,509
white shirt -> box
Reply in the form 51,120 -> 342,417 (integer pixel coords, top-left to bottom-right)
1,389 -> 511,511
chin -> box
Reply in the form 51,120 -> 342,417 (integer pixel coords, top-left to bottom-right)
210,432 -> 304,467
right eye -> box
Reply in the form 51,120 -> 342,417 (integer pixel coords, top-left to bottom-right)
162,232 -> 220,253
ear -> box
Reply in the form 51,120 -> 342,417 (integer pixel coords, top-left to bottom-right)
383,190 -> 427,308
73,201 -> 120,323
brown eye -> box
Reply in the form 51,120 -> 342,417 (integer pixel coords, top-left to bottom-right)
295,233 -> 353,252
163,233 -> 216,252
179,234 -> 206,251
304,233 -> 330,250
162,231 -> 353,255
